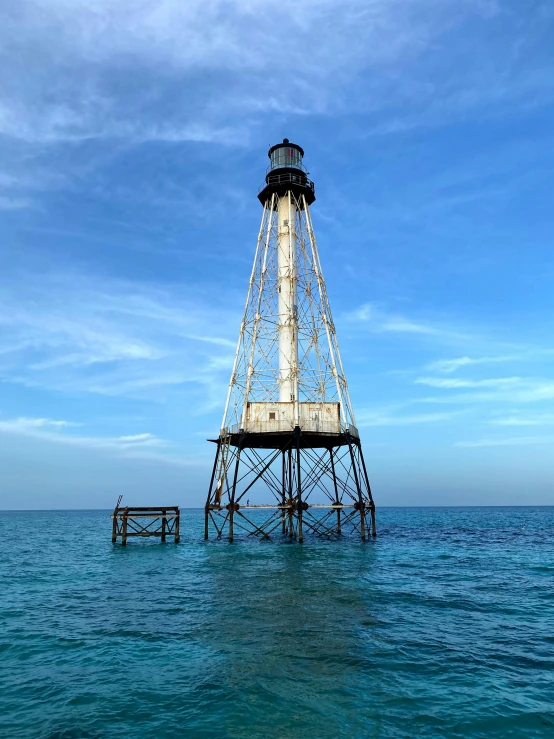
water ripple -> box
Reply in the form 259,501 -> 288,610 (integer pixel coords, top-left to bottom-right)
0,507 -> 553,738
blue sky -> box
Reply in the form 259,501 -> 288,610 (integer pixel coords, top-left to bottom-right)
1,0 -> 554,508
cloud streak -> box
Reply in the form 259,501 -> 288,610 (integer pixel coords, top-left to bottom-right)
0,414 -> 207,466
417,377 -> 554,404
490,413 -> 554,427
344,302 -> 475,345
357,408 -> 457,427
426,355 -> 517,373
0,415 -> 162,447
455,435 -> 554,448
416,376 -> 522,389
0,269 -> 237,403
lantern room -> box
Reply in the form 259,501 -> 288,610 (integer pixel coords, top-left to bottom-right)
268,138 -> 304,171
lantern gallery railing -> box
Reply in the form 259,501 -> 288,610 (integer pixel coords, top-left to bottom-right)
258,171 -> 314,195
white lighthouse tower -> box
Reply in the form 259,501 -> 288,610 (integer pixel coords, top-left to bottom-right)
205,139 -> 376,541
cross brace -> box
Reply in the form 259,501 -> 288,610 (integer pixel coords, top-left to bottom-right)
204,429 -> 376,542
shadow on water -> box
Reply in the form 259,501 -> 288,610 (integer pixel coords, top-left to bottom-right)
200,541 -> 383,739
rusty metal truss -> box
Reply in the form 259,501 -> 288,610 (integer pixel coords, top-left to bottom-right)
205,429 -> 375,542
205,153 -> 376,542
221,192 -> 356,434
111,498 -> 180,545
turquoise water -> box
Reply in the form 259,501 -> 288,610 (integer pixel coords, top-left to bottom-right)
1,507 -> 553,738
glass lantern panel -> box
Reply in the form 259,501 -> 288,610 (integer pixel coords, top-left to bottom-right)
270,146 -> 302,170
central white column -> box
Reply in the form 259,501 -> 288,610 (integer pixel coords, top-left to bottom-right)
277,193 -> 297,407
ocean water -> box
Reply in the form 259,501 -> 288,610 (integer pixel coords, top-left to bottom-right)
0,507 -> 553,739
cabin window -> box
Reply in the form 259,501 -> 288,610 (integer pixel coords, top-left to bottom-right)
269,412 -> 276,421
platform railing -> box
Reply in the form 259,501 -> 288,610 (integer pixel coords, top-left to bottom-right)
220,420 -> 356,436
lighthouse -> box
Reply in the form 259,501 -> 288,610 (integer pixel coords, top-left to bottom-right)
204,139 -> 376,541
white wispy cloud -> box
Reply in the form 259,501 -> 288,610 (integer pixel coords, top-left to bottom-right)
0,270 -> 237,404
0,417 -> 80,430
114,432 -> 144,440
0,415 -> 204,465
455,435 -> 554,448
0,0 -> 550,225
426,355 -> 516,373
0,160 -> 67,211
0,195 -> 33,210
0,415 -> 160,445
490,413 -> 554,427
415,376 -> 522,389
416,377 -> 554,404
0,0 -> 533,147
357,409 -> 457,427
345,302 -> 474,345
185,335 -> 236,349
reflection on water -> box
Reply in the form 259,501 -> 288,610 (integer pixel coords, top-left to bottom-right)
205,543 -> 379,738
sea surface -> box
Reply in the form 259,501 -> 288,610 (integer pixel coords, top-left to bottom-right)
1,507 -> 553,739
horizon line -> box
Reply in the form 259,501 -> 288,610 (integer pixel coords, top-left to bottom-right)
1,505 -> 553,512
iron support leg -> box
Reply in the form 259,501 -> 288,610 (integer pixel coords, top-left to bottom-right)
205,440 -> 221,540
287,447 -> 294,536
229,441 -> 243,543
347,438 -> 366,541
281,450 -> 287,535
295,428 -> 303,543
359,446 -> 377,537
329,448 -> 341,534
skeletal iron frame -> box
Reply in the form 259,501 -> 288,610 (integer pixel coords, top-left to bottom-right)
205,188 -> 376,542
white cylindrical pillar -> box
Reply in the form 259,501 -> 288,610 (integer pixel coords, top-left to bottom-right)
277,193 -> 297,406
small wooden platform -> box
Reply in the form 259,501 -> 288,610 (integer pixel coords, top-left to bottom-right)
111,497 -> 180,545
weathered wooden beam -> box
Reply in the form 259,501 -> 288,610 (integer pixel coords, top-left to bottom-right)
110,506 -> 181,544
